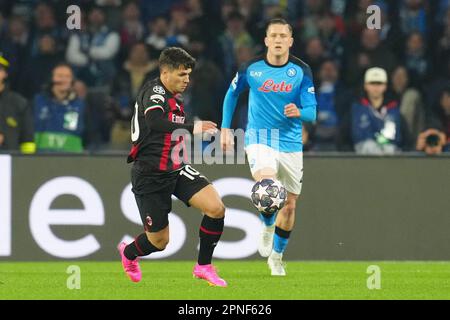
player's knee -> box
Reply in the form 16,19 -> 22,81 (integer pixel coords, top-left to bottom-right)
206,201 -> 226,219
152,237 -> 169,250
283,201 -> 296,216
146,233 -> 169,250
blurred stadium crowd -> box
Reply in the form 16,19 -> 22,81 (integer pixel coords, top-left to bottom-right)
0,0 -> 449,154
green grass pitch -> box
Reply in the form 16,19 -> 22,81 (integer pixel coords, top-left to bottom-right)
0,261 -> 449,300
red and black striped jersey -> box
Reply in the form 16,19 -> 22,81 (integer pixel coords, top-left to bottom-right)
127,78 -> 192,173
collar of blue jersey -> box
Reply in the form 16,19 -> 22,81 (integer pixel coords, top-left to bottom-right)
263,53 -> 291,68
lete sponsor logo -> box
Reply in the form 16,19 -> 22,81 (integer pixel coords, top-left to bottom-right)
258,80 -> 293,93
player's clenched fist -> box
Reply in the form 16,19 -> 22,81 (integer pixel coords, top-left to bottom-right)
284,103 -> 301,118
193,121 -> 218,135
220,127 -> 234,151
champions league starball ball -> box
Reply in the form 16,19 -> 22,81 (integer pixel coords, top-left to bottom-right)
251,178 -> 287,214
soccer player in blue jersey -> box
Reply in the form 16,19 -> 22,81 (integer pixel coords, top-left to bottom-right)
220,19 -> 317,276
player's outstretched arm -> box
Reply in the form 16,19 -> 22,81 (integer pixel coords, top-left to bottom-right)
193,121 -> 218,135
221,68 -> 249,151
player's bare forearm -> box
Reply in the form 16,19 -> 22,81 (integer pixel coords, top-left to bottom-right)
220,127 -> 234,151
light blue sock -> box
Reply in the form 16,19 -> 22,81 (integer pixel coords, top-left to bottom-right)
273,228 -> 290,254
259,211 -> 277,226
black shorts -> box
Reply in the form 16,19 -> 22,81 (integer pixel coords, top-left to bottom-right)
131,164 -> 210,232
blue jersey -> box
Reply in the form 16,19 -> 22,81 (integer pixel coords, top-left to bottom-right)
222,55 -> 317,152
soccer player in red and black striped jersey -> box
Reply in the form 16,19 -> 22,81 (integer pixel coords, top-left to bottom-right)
118,47 -> 227,287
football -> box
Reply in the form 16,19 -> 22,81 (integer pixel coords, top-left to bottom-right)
251,178 -> 287,214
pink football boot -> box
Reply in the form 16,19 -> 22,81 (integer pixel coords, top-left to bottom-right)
193,263 -> 227,287
118,242 -> 142,283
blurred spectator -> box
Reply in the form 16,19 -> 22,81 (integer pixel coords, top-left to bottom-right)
145,16 -> 169,52
436,8 -> 450,68
185,0 -> 217,46
261,0 -> 290,19
345,29 -> 397,88
3,15 -> 29,49
378,4 -> 405,59
434,0 -> 450,26
317,11 -> 346,67
29,2 -> 67,58
304,37 -> 327,84
33,63 -> 85,153
416,128 -> 447,155
186,0 -> 203,18
0,55 -> 35,154
352,67 -> 402,154
169,4 -> 189,36
118,1 -> 144,61
139,0 -> 179,22
112,42 -> 158,111
184,37 -> 225,125
345,0 -> 386,40
390,65 -> 425,150
167,5 -> 190,47
252,0 -> 286,44
399,0 -> 427,36
310,59 -> 354,151
218,11 -> 254,82
300,0 -> 331,37
8,0 -> 37,18
95,0 -> 123,31
403,31 -> 430,87
145,15 -> 188,55
0,0 -> 447,154
330,0 -> 347,16
19,34 -> 64,99
66,6 -> 120,87
74,79 -> 115,151
237,0 -> 261,27
220,0 -> 238,23
110,42 -> 158,149
0,15 -> 30,91
0,11 -> 5,36
417,86 -> 450,154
